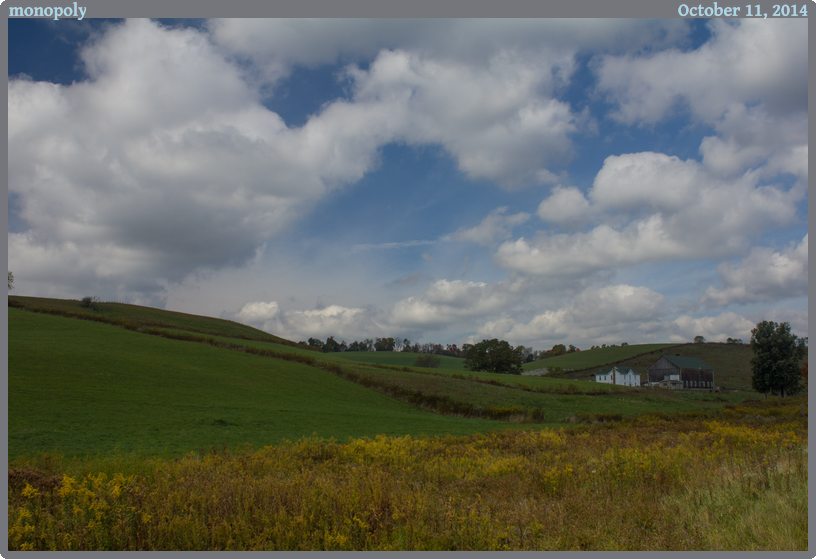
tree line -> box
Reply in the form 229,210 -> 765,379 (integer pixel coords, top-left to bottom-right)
304,337 -> 474,357
301,335 -> 582,363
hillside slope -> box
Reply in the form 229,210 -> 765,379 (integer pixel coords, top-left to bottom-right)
8,295 -> 305,347
8,308 -> 513,459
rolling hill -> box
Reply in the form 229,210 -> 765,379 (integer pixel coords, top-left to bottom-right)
9,296 -> 761,460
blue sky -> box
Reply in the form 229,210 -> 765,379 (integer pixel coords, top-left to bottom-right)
8,18 -> 808,350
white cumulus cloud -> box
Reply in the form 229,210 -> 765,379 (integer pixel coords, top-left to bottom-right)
595,19 -> 807,124
451,207 -> 530,246
235,301 -> 280,324
701,235 -> 808,306
496,152 -> 803,277
389,278 -> 526,329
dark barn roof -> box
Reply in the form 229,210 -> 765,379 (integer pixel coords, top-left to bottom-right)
660,356 -> 713,370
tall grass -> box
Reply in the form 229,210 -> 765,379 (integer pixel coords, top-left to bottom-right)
8,399 -> 807,550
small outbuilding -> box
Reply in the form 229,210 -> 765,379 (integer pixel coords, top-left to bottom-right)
647,355 -> 714,389
594,366 -> 641,387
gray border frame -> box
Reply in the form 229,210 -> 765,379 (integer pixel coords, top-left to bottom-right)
2,0 -> 810,556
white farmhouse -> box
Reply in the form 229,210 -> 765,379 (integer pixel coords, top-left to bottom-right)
594,366 -> 641,387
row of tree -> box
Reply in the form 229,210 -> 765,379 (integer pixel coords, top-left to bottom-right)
302,335 -> 575,363
304,337 -> 470,356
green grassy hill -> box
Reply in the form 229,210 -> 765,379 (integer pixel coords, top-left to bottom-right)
8,295 -> 306,347
523,343 -> 679,371
8,307 -> 511,460
9,297 -> 763,461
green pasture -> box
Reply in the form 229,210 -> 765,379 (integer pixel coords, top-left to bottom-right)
524,343 -> 678,371
8,309 -> 515,460
335,350 -> 467,369
8,299 -> 761,461
353,365 -> 751,421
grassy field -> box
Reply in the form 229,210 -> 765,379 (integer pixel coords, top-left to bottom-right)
8,297 -> 808,550
336,350 -> 468,369
9,398 -> 807,550
523,343 -> 679,371
344,365 -> 752,422
8,308 -> 517,460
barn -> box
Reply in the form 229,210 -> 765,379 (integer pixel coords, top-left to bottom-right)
647,355 -> 714,389
594,366 -> 641,387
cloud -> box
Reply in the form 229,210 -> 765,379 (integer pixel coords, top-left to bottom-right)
352,239 -> 438,253
209,19 -> 691,89
10,19 -> 643,303
495,152 -> 803,277
389,278 -> 525,329
670,313 -> 756,344
698,104 -> 808,181
700,235 -> 808,306
536,186 -> 593,228
751,309 -> 808,339
344,48 -> 579,187
388,273 -> 434,286
469,284 -> 666,346
261,304 -> 388,342
465,284 -> 762,348
451,206 -> 530,246
595,19 -> 807,124
594,19 -> 807,191
8,20 -> 345,302
235,301 -> 280,324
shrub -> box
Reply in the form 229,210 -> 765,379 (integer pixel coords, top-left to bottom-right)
79,296 -> 100,310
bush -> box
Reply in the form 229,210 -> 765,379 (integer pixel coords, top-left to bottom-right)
79,296 -> 100,310
414,355 -> 442,368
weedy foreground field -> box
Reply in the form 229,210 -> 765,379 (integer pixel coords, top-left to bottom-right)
7,296 -> 808,550
8,399 -> 807,551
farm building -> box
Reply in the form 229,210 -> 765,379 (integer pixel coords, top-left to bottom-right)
646,355 -> 714,389
594,366 -> 641,387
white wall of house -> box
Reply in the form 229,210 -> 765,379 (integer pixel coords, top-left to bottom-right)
594,367 -> 640,387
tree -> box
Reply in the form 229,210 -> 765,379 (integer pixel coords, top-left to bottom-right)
307,337 -> 324,350
7,271 -> 13,290
463,339 -> 523,375
750,321 -> 807,398
726,338 -> 743,344
694,336 -> 706,344
550,344 -> 567,357
516,346 -> 533,362
80,296 -> 101,310
323,336 -> 340,353
374,337 -> 395,352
